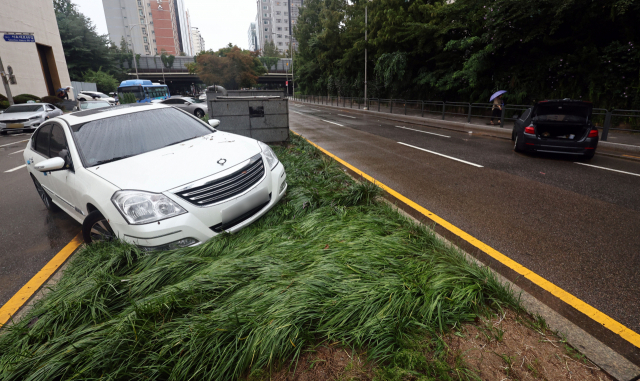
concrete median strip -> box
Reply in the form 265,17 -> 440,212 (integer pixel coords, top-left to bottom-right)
398,142 -> 483,167
292,130 -> 640,353
0,233 -> 83,327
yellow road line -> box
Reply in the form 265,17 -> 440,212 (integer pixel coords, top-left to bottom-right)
291,130 -> 640,349
0,233 -> 83,327
622,154 -> 640,160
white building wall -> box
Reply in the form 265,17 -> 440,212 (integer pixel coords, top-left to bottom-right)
190,27 -> 204,53
102,0 -> 156,56
0,0 -> 72,98
256,0 -> 299,54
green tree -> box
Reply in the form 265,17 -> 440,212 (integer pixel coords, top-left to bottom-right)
195,45 -> 266,89
54,0 -> 117,80
160,50 -> 176,69
83,68 -> 119,93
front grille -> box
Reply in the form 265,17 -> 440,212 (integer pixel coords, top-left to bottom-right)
2,119 -> 28,123
175,154 -> 265,206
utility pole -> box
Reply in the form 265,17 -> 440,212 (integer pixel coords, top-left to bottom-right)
0,53 -> 15,105
292,43 -> 295,99
363,5 -> 368,110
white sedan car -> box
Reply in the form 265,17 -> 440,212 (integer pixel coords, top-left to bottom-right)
77,91 -> 117,105
24,103 -> 287,250
0,103 -> 63,134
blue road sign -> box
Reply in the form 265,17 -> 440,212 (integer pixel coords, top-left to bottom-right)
3,34 -> 35,42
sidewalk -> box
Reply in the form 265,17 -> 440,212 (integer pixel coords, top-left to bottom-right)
299,98 -> 640,156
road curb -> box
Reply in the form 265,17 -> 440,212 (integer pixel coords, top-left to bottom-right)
292,100 -> 640,156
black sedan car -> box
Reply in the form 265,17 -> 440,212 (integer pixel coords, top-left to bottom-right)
512,99 -> 599,160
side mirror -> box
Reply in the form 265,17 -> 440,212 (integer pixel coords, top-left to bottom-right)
35,157 -> 66,172
209,119 -> 220,128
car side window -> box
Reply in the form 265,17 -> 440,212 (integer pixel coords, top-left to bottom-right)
50,124 -> 68,158
34,125 -> 52,157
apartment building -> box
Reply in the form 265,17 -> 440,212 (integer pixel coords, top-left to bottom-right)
191,27 -> 205,53
248,23 -> 258,52
102,0 -> 193,56
256,0 -> 301,53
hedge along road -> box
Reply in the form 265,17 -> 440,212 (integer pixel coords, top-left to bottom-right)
289,103 -> 640,357
0,133 -> 80,316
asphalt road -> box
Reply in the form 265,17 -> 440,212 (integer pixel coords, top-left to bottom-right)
289,102 -> 640,335
0,132 -> 80,307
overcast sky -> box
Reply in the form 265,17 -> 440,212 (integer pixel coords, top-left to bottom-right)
74,0 -> 257,52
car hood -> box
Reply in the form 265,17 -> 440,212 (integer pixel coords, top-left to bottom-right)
87,132 -> 262,192
0,111 -> 42,121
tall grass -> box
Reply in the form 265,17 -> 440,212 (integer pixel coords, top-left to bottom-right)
0,133 -> 519,380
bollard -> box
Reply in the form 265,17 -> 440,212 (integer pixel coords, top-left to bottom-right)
500,107 -> 505,128
390,100 -> 393,114
602,111 -> 612,141
467,104 -> 472,123
405,102 -> 407,115
442,102 -> 446,120
421,101 -> 424,118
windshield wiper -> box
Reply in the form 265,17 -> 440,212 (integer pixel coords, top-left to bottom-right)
95,155 -> 136,165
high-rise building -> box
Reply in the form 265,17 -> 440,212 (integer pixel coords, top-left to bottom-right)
255,0 -> 301,54
191,27 -> 205,53
102,0 -> 194,56
248,23 -> 258,51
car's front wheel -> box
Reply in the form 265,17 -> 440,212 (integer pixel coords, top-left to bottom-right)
82,210 -> 115,244
194,109 -> 204,118
513,134 -> 522,152
31,175 -> 59,211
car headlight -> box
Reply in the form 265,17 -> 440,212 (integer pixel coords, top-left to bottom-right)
258,141 -> 279,170
111,190 -> 187,225
29,116 -> 42,121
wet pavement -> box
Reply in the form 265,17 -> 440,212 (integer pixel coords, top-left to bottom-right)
0,132 -> 80,307
289,102 -> 640,336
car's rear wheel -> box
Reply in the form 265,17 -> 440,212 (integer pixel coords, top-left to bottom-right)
0,131 -> 6,135
511,129 -> 516,141
513,134 -> 522,152
195,109 -> 204,118
31,175 -> 59,211
82,210 -> 115,244
583,151 -> 595,161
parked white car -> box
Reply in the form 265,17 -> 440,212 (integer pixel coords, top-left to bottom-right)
0,103 -> 63,135
23,103 -> 287,250
77,91 -> 117,105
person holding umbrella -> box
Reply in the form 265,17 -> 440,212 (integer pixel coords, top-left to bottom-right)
56,86 -> 71,100
489,90 -> 506,125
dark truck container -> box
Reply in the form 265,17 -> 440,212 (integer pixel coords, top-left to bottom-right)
512,99 -> 598,160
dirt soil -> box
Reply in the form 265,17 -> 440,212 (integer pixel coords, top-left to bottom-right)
446,310 -> 614,381
248,310 -> 614,381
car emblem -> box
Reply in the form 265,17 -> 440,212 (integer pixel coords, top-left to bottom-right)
217,158 -> 227,165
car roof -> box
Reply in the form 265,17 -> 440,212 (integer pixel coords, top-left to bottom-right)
8,103 -> 49,107
59,103 -> 170,123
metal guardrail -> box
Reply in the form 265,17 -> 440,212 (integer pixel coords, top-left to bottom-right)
292,95 -> 640,142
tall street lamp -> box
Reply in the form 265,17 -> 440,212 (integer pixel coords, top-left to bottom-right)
364,0 -> 372,110
127,23 -> 148,79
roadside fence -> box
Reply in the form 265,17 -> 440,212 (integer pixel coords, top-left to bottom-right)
292,95 -> 640,142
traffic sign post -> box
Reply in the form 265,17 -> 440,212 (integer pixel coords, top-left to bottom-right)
0,32 -> 34,105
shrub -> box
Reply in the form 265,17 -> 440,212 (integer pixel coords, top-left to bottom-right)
41,96 -> 63,105
83,68 -> 119,94
0,101 -> 9,109
0,94 -> 7,102
13,94 -> 41,104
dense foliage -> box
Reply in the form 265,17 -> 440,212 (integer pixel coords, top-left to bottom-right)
82,68 -> 119,93
195,44 -> 266,89
294,0 -> 639,108
0,134 -> 517,380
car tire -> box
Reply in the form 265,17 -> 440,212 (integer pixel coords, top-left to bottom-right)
583,151 -> 595,161
31,175 -> 60,212
82,210 -> 115,244
0,131 -> 6,135
511,129 -> 516,141
195,109 -> 204,118
513,134 -> 522,152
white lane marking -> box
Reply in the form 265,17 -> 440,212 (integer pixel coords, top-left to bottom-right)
575,162 -> 640,178
308,108 -> 321,112
291,110 -> 305,115
321,119 -> 344,127
5,164 -> 27,173
398,142 -> 483,168
395,125 -> 450,138
337,114 -> 356,119
0,139 -> 29,148
9,149 -> 25,155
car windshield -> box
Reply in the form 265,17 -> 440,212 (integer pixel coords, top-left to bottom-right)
80,102 -> 111,110
3,105 -> 43,113
71,108 -> 214,167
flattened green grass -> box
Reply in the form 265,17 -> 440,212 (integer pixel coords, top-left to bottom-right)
0,133 -> 519,380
